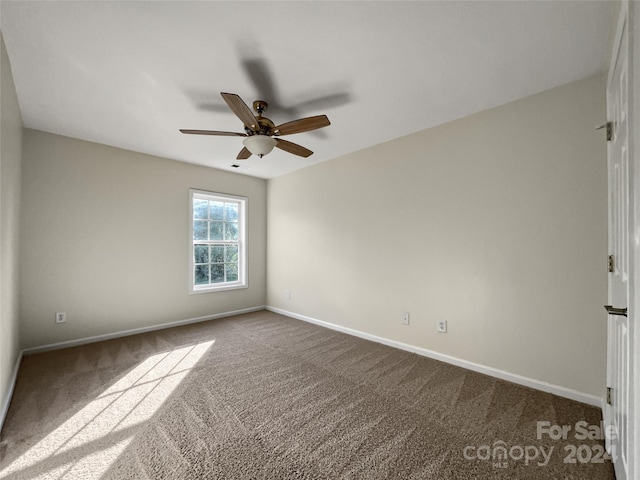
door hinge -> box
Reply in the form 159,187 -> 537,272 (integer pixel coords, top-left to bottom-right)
608,255 -> 615,273
606,387 -> 613,405
596,121 -> 613,141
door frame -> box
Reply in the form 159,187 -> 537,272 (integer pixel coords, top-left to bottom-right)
629,2 -> 639,478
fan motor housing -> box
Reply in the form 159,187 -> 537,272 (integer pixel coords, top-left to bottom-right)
244,101 -> 276,135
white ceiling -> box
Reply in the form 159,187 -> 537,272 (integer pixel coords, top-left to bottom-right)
1,1 -> 613,179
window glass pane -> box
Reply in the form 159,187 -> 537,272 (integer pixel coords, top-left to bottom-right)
210,221 -> 224,241
191,191 -> 246,291
211,245 -> 224,263
194,245 -> 208,264
193,220 -> 208,240
193,200 -> 209,219
210,201 -> 224,221
224,222 -> 239,241
225,245 -> 238,263
225,203 -> 239,221
211,264 -> 225,283
194,265 -> 209,285
225,263 -> 238,282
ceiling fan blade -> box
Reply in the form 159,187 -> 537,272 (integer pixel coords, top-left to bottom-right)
180,129 -> 246,136
242,57 -> 279,105
273,115 -> 330,136
221,92 -> 259,132
237,147 -> 252,160
275,138 -> 313,158
291,92 -> 351,112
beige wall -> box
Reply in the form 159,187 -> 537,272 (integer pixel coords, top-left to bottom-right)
20,130 -> 267,348
267,75 -> 608,397
1,33 -> 23,419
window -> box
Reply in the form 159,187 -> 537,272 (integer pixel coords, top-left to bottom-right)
190,189 -> 247,293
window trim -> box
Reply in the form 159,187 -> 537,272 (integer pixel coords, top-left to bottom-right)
189,189 -> 248,294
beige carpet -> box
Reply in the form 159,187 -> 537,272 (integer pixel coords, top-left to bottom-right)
0,310 -> 614,479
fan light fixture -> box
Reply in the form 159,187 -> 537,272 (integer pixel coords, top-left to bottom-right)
243,135 -> 276,158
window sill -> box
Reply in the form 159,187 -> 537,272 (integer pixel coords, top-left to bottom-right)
190,282 -> 248,295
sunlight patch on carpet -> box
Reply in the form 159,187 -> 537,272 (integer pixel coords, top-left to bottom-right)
1,340 -> 214,479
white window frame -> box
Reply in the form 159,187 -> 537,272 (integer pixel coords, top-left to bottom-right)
189,189 -> 248,294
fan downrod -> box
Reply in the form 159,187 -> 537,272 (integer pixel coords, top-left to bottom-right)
248,100 -> 275,135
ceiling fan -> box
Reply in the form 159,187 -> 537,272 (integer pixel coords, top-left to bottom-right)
180,92 -> 331,160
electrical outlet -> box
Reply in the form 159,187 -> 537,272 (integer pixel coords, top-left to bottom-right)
402,312 -> 410,325
55,312 -> 67,324
437,320 -> 447,333
285,290 -> 291,300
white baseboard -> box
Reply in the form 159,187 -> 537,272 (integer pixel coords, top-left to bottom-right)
1,351 -> 22,432
266,306 -> 603,408
22,305 -> 266,356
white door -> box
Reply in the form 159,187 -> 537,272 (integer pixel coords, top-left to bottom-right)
604,4 -> 631,480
